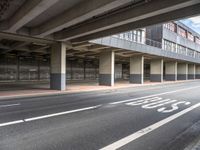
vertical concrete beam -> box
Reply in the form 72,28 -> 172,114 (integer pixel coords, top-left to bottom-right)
177,63 -> 188,80
150,59 -> 163,82
165,62 -> 177,81
16,56 -> 20,81
188,64 -> 196,79
130,56 -> 144,84
99,50 -> 115,86
196,65 -> 200,79
50,42 -> 66,90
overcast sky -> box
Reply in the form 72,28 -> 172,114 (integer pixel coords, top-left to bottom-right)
180,16 -> 200,34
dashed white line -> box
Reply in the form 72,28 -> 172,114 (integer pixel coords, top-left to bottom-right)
25,105 -> 101,122
110,86 -> 200,105
0,103 -> 20,108
100,103 -> 200,150
0,120 -> 24,127
0,105 -> 101,127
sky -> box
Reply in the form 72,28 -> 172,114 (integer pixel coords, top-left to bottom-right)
180,16 -> 200,34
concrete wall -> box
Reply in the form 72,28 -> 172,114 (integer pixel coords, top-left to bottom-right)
91,37 -> 200,64
150,59 -> 163,82
196,65 -> 200,79
163,27 -> 200,52
188,64 -> 195,79
177,63 -> 188,80
130,56 -> 144,84
0,55 -> 49,81
165,62 -> 177,81
99,50 -> 115,86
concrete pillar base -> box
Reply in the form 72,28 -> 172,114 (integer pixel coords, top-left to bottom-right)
188,74 -> 195,80
130,74 -> 143,84
50,42 -> 66,91
129,56 -> 144,84
196,74 -> 200,79
177,74 -> 187,80
165,74 -> 176,81
150,59 -> 163,82
99,50 -> 115,86
99,74 -> 113,86
50,73 -> 66,90
150,74 -> 162,82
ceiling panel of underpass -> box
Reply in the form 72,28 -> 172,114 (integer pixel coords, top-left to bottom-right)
0,0 -> 25,21
26,0 -> 84,27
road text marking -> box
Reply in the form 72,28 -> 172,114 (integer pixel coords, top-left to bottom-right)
110,86 -> 200,105
100,103 -> 200,150
126,97 -> 191,113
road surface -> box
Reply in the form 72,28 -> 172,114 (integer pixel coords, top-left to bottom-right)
0,81 -> 200,150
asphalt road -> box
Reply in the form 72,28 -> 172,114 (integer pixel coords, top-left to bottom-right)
0,81 -> 200,150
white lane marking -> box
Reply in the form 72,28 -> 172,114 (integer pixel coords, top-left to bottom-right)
24,105 -> 102,122
0,120 -> 24,127
0,105 -> 101,127
0,103 -> 20,108
100,103 -> 200,150
110,86 -> 200,105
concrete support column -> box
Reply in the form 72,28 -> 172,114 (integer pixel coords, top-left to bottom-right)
99,50 -> 115,86
177,63 -> 188,80
188,64 -> 196,80
165,62 -> 177,81
150,59 -> 163,82
130,56 -> 144,84
196,65 -> 200,79
50,42 -> 66,90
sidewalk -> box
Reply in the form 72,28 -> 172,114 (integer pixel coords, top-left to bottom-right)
0,80 -> 198,100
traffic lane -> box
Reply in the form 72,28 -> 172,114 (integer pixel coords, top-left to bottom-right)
119,107 -> 200,150
0,80 -> 198,109
0,88 -> 199,150
0,81 -> 199,127
0,81 -> 199,116
100,86 -> 200,150
0,104 -> 180,150
0,82 -> 199,125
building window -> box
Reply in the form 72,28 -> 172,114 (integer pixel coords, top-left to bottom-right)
164,22 -> 176,32
187,48 -> 195,57
163,40 -> 176,52
195,37 -> 200,45
178,26 -> 187,38
187,32 -> 194,41
177,45 -> 187,55
114,29 -> 144,44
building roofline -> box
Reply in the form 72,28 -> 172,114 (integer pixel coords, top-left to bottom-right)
174,20 -> 200,38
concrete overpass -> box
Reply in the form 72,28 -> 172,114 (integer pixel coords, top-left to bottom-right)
0,0 -> 200,90
0,0 -> 200,42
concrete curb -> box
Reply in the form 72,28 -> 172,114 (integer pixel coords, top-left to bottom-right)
0,80 -> 198,100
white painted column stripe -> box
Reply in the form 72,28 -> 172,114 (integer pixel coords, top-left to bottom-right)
100,103 -> 200,150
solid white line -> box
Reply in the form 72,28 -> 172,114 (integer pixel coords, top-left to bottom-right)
24,105 -> 101,122
0,120 -> 24,127
100,103 -> 200,150
0,103 -> 20,108
110,86 -> 200,105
